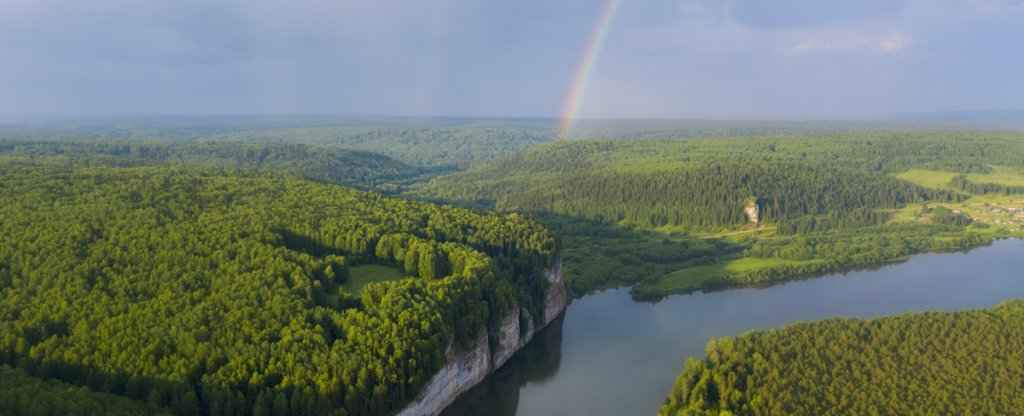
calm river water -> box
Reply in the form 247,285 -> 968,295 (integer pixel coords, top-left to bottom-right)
443,239 -> 1024,416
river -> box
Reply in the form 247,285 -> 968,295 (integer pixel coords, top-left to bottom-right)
442,239 -> 1024,416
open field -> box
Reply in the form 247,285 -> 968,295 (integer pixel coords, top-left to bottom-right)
893,167 -> 1024,233
648,257 -> 826,294
971,165 -> 1024,186
892,169 -> 960,190
894,165 -> 1024,191
343,264 -> 408,293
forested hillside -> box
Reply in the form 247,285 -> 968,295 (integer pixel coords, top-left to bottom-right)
212,123 -> 552,169
660,300 -> 1024,415
422,132 -> 1023,298
0,117 -> 555,170
434,160 -> 954,229
559,119 -> 950,140
0,140 -> 429,192
8,117 -> 1001,172
0,160 -> 557,415
425,132 -> 1024,229
0,116 -> 315,141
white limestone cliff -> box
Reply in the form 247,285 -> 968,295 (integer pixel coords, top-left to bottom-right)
395,257 -> 566,416
542,256 -> 567,325
492,307 -> 535,370
395,330 -> 491,416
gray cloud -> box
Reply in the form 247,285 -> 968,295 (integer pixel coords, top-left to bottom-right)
580,0 -> 1024,119
722,0 -> 908,29
0,0 -> 1021,119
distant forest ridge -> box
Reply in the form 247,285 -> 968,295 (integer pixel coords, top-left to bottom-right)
0,140 -> 433,193
4,115 -> 1024,172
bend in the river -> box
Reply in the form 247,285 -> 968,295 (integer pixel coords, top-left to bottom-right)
444,239 -> 1024,416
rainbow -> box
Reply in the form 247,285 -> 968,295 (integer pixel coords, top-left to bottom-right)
556,0 -> 623,140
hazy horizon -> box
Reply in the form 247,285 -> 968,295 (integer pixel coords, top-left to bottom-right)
4,110 -> 1024,124
2,1 -> 1023,119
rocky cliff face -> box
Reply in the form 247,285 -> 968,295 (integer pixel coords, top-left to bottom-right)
745,202 -> 760,225
396,258 -> 566,416
542,256 -> 567,325
395,330 -> 491,416
491,307 -> 534,370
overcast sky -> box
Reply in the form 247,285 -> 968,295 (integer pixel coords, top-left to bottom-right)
1,0 -> 1022,119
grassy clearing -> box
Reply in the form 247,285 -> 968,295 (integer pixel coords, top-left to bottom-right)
894,166 -> 1024,190
892,167 -> 1024,233
970,165 -> 1024,187
343,264 -> 407,294
650,257 -> 825,294
892,169 -> 959,190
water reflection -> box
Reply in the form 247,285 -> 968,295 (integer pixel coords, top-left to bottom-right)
445,239 -> 1024,416
441,315 -> 564,416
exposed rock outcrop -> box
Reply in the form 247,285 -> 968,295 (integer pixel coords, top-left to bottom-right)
395,257 -> 566,416
745,201 -> 760,225
492,307 -> 535,370
395,330 -> 491,416
542,256 -> 567,325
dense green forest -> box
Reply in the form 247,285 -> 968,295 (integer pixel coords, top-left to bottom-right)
432,160 -> 956,229
0,116 -> 504,142
0,117 -> 555,170
661,300 -> 1024,415
213,119 -> 968,165
0,116 -> 313,141
555,119 -> 972,140
0,365 -> 166,415
6,116 -> 1005,170
0,140 -> 431,192
0,160 -> 557,415
948,174 -> 1024,195
4,127 -> 1014,301
3,119 -> 1024,414
419,131 -> 1024,298
213,123 -> 551,170
424,132 -> 1024,229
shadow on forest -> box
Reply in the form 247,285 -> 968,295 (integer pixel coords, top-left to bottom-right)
6,354 -> 209,412
4,350 -> 350,414
0,223 -> 571,416
275,228 -> 348,257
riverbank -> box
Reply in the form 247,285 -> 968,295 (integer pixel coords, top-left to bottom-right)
662,299 -> 1024,415
443,239 -> 1024,415
548,210 -> 1011,301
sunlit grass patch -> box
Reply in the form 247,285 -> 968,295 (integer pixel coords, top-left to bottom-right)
651,257 -> 824,293
343,264 -> 407,293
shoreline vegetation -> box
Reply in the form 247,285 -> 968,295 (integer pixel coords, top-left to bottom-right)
420,131 -> 1024,301
629,223 -> 994,301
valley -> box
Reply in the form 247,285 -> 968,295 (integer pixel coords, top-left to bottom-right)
2,119 -> 1024,415
446,239 -> 1024,416
9,2 -> 1024,415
